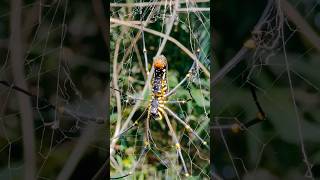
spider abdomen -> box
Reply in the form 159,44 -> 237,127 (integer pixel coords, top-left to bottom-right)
151,55 -> 168,119
152,55 -> 168,96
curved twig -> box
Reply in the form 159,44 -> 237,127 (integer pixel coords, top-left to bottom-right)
280,0 -> 320,52
211,0 -> 274,86
110,18 -> 210,77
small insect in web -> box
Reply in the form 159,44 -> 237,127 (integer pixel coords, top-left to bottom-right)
110,53 -> 209,179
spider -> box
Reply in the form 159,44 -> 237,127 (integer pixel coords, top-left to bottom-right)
110,51 -> 209,179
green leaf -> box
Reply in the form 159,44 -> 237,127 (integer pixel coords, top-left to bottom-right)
191,89 -> 209,107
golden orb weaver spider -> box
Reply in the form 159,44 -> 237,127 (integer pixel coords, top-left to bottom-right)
110,51 -> 209,179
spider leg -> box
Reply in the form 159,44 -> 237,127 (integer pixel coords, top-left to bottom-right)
128,107 -> 151,176
110,87 -> 148,105
165,48 -> 200,98
164,106 -> 208,148
159,108 -> 190,177
163,99 -> 192,104
110,107 -> 151,179
111,107 -> 148,140
165,62 -> 196,98
110,144 -> 148,179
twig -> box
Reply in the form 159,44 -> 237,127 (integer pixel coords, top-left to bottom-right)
176,7 -> 210,12
280,0 -> 320,52
110,67 -> 154,156
56,124 -> 99,180
156,0 -> 179,56
211,0 -> 273,86
115,5 -> 158,75
212,47 -> 248,87
110,0 -> 209,8
0,81 -> 106,123
112,30 -> 125,143
110,18 -> 210,77
9,0 -> 36,179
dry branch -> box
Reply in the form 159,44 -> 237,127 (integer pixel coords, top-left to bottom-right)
212,0 -> 273,86
280,0 -> 320,52
9,0 -> 36,179
110,0 -> 209,8
110,18 -> 210,77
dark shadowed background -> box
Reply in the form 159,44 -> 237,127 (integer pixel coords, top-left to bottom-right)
213,0 -> 320,179
0,0 -> 107,179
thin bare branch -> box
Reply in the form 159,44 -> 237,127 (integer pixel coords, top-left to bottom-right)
110,0 -> 209,8
56,124 -> 99,180
176,7 -> 210,12
9,0 -> 36,179
280,0 -> 320,52
156,0 -> 179,56
110,18 -> 210,77
212,0 -> 273,86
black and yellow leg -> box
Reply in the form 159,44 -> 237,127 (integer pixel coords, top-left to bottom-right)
164,106 -> 208,148
158,108 -> 190,177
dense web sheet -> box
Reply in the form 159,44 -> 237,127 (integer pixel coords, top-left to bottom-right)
213,0 -> 320,179
0,1 -> 107,179
110,0 -> 210,178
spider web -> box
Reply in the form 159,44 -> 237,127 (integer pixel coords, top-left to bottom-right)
214,0 -> 320,179
0,0 -> 107,179
110,0 -> 210,178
